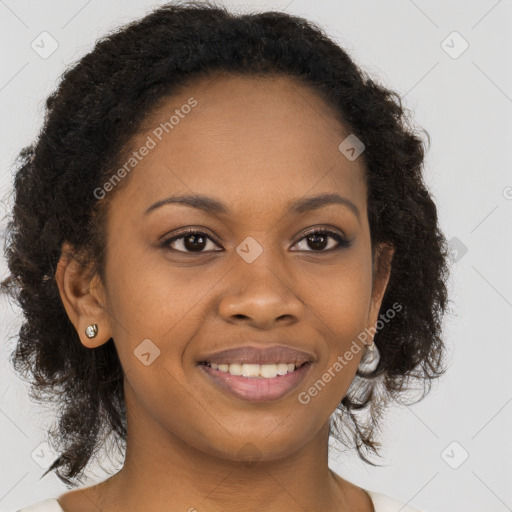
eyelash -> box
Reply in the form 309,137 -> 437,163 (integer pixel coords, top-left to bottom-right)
160,227 -> 351,254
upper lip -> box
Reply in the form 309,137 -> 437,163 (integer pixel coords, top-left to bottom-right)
198,344 -> 316,366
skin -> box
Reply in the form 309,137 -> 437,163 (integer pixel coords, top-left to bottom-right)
55,72 -> 394,512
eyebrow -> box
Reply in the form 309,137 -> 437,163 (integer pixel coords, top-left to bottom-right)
144,192 -> 361,222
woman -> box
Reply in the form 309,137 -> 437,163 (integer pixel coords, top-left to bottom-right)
2,1 -> 449,511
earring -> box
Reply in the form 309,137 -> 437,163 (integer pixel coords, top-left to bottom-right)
85,323 -> 98,338
366,339 -> 375,363
358,338 -> 380,373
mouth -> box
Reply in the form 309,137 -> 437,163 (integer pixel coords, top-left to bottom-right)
197,360 -> 313,402
199,361 -> 309,377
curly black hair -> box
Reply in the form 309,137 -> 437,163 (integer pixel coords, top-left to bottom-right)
0,0 -> 451,487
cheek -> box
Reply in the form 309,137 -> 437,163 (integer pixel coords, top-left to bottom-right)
308,253 -> 373,340
105,245 -> 213,338
102,249 -> 222,400
104,255 -> 216,446
302,256 -> 373,403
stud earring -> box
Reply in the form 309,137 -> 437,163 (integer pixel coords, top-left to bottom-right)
85,323 -> 98,338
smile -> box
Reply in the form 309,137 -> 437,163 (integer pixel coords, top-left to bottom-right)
198,361 -> 313,402
201,361 -> 303,378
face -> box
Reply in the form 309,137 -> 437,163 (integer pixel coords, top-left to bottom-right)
58,73 -> 393,462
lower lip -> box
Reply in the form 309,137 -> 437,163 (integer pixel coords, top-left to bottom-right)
198,362 -> 313,402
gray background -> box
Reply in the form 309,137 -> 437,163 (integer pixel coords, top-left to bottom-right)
0,1 -> 511,511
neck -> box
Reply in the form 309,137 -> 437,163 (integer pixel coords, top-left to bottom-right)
82,380 -> 361,512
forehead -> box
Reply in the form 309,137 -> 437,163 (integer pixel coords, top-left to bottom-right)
110,73 -> 367,219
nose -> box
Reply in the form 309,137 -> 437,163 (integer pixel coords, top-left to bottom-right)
218,257 -> 304,329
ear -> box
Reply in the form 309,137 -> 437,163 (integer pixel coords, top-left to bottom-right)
55,242 -> 112,349
367,242 -> 395,332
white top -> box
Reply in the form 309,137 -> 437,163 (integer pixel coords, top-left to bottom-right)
16,491 -> 427,511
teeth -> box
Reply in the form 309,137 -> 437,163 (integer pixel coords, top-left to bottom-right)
207,362 -> 299,378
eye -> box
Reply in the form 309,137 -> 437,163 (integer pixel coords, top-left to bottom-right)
161,226 -> 351,255
292,228 -> 351,252
160,228 -> 222,254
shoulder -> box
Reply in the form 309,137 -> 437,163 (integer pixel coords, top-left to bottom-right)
331,471 -> 428,512
366,490 -> 427,512
15,498 -> 64,512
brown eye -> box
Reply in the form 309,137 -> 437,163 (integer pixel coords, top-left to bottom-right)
161,229 -> 221,253
292,228 -> 351,252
